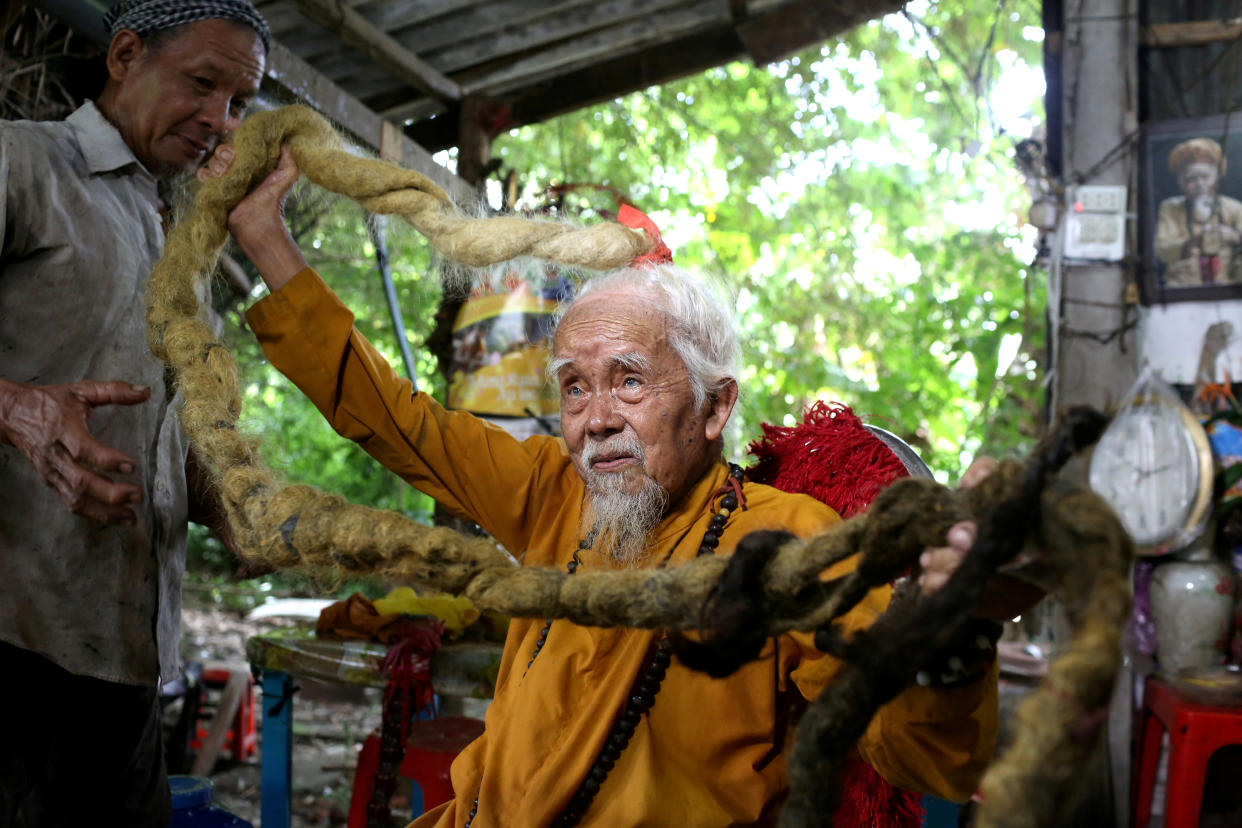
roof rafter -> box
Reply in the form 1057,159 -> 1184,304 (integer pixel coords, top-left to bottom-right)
287,0 -> 462,103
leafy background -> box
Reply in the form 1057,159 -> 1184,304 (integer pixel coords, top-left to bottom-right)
190,0 -> 1048,592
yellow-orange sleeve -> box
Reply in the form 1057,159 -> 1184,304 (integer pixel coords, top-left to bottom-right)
244,267 -> 575,557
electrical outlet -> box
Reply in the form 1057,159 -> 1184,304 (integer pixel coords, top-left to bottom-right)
1073,185 -> 1127,214
1063,185 -> 1128,261
1075,215 -> 1122,244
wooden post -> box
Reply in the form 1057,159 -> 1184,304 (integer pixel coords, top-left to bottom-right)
427,95 -> 491,396
1053,0 -> 1139,418
456,95 -> 497,194
1054,2 -> 1138,826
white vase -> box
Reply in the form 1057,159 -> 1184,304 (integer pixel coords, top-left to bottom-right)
1150,556 -> 1236,675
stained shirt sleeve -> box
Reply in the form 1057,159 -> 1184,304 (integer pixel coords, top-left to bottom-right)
0,126 -> 35,270
243,267 -> 573,557
0,129 -> 11,262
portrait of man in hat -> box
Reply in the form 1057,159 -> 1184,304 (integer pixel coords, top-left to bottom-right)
1153,136 -> 1242,286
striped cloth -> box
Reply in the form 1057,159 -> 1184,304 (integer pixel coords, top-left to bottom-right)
103,0 -> 271,51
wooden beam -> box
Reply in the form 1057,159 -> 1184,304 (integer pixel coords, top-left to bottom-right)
379,96 -> 444,126
286,0 -> 462,102
418,0 -> 693,77
353,0 -> 496,32
1140,19 -> 1242,48
457,95 -> 494,190
405,26 -> 747,153
735,0 -> 906,64
255,2 -> 313,38
264,41 -> 475,204
288,0 -> 598,69
27,0 -> 108,41
390,0 -> 599,54
308,59 -> 449,123
453,0 -> 724,96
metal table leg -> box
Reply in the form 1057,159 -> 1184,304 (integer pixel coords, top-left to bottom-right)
261,670 -> 295,828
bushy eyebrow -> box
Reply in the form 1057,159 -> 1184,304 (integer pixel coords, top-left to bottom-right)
609,352 -> 650,373
546,352 -> 651,383
547,355 -> 571,381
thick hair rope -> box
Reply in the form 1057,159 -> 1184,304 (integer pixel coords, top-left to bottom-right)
147,105 -> 649,589
147,106 -> 1133,828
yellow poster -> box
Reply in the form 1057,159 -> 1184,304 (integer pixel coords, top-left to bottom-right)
448,270 -> 566,418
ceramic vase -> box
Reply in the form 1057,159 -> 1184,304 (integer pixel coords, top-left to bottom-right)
1150,555 -> 1236,675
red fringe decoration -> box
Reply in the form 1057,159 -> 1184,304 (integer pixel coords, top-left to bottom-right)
382,617 -> 444,744
838,755 -> 926,828
747,400 -> 923,827
746,401 -> 909,518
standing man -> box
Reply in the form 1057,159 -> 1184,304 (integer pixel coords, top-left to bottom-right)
0,2 -> 269,825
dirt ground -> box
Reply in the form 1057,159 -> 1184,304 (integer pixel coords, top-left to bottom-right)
177,600 -> 412,828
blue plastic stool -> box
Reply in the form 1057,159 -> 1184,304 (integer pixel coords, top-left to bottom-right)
169,775 -> 253,827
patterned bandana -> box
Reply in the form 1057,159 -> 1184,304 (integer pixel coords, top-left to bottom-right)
103,0 -> 271,52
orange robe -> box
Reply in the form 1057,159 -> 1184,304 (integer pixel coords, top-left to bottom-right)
246,269 -> 997,828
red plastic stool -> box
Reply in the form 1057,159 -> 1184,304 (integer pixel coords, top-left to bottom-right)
189,667 -> 257,762
1132,676 -> 1242,827
348,715 -> 485,827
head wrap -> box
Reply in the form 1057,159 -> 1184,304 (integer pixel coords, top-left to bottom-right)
1169,137 -> 1226,176
104,0 -> 271,52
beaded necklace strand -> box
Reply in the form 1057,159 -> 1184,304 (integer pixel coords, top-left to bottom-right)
464,464 -> 745,828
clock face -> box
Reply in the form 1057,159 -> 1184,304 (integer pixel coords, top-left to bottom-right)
1088,403 -> 1203,548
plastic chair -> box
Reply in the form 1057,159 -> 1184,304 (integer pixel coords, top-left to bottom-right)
1132,675 -> 1242,827
191,666 -> 257,763
347,715 -> 485,827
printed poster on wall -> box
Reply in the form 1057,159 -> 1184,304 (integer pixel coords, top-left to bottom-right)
448,263 -> 572,420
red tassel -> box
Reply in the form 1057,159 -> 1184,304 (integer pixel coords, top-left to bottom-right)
746,401 -> 908,518
381,618 -> 444,742
837,756 -> 925,828
747,401 -> 922,828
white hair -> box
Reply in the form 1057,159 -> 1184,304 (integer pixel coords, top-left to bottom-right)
552,263 -> 741,410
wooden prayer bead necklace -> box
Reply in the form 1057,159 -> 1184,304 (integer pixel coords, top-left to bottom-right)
465,463 -> 746,828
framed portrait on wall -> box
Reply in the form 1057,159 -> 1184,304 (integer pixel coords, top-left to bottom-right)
1141,115 -> 1242,303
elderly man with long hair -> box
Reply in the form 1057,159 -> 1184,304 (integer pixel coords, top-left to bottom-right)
1154,136 -> 1242,285
198,143 -> 1038,826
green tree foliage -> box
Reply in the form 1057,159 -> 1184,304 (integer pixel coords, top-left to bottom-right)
493,0 -> 1046,477
192,0 -> 1047,578
189,197 -> 442,579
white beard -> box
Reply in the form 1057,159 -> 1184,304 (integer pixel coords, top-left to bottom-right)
579,437 -> 668,565
1191,195 -> 1215,223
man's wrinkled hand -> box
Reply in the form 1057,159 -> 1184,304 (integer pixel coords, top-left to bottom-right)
0,379 -> 150,525
199,143 -> 308,290
915,456 -> 1044,621
198,144 -> 300,239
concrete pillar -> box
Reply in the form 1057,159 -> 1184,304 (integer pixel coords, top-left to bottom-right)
1054,2 -> 1139,825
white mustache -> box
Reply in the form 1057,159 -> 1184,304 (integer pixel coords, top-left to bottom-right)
581,435 -> 646,468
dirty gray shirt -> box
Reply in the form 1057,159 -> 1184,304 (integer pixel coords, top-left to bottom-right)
0,101 -> 189,686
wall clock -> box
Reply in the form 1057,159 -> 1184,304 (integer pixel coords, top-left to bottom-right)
1088,393 -> 1215,554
